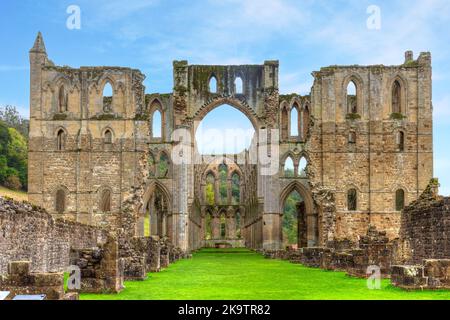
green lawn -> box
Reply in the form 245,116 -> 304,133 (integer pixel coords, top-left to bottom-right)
81,248 -> 450,300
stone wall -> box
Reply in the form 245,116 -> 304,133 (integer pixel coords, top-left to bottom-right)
396,181 -> 450,264
391,260 -> 450,290
0,197 -> 107,275
28,32 -> 434,252
263,226 -> 394,278
0,261 -> 77,300
69,236 -> 124,293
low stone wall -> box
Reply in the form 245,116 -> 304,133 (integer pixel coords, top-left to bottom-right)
0,197 -> 108,275
263,226 -> 394,278
391,259 -> 450,290
147,236 -> 161,272
69,236 -> 124,293
118,235 -> 183,280
0,261 -> 77,300
118,235 -> 147,281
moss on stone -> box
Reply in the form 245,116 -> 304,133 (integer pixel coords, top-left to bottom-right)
390,113 -> 406,120
346,113 -> 361,120
53,113 -> 67,121
91,113 -> 122,121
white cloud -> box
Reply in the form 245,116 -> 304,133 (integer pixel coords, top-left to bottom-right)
279,72 -> 311,95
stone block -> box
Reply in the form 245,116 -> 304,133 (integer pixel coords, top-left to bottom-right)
391,265 -> 426,289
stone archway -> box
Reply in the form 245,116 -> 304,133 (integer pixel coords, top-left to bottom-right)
279,181 -> 318,248
137,181 -> 172,238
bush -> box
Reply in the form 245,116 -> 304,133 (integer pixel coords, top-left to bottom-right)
4,175 -> 22,190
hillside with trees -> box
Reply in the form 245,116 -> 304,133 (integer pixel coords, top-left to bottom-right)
0,106 -> 28,191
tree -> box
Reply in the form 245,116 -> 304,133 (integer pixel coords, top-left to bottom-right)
0,105 -> 29,139
0,119 -> 28,190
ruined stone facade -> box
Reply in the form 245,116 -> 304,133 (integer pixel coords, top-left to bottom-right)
396,180 -> 450,265
28,33 -> 433,252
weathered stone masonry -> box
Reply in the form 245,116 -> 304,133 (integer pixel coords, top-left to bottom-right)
27,32 -> 433,252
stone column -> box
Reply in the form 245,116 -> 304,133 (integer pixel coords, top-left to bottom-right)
161,211 -> 167,237
226,207 -> 236,239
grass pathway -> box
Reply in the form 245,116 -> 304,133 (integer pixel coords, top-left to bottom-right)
81,248 -> 450,300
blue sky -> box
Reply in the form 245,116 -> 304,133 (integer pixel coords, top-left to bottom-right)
0,0 -> 449,194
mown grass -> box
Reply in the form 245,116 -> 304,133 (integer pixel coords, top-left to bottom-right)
80,248 -> 450,300
0,186 -> 28,202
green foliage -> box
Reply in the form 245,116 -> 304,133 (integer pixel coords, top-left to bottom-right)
284,168 -> 295,178
0,105 -> 29,139
4,175 -> 21,190
282,191 -> 301,246
231,173 -> 240,204
158,154 -> 169,178
0,120 -> 28,190
53,113 -> 68,120
80,249 -> 450,300
219,165 -> 228,203
390,112 -> 406,120
346,113 -> 361,120
205,184 -> 215,206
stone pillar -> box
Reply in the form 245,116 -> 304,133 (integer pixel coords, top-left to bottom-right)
226,207 -> 236,239
161,212 -> 167,236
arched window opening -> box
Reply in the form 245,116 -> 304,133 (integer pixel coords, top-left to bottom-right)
282,190 -> 303,249
392,80 -> 402,114
144,209 -> 151,237
290,104 -> 299,137
102,82 -> 113,113
209,76 -> 218,93
55,189 -> 66,214
231,172 -> 240,204
205,173 -> 215,205
104,129 -> 112,144
58,85 -> 68,113
220,214 -> 226,239
281,106 -> 289,140
158,152 -> 170,178
218,164 -> 228,204
348,189 -> 357,211
57,129 -> 66,151
205,212 -> 212,240
347,81 -> 358,114
298,157 -> 307,178
284,156 -> 295,177
349,131 -> 357,144
395,189 -> 405,211
235,77 -> 243,94
397,131 -> 405,152
235,211 -> 241,239
148,153 -> 156,177
152,110 -> 162,139
100,189 -> 111,212
195,104 -> 255,155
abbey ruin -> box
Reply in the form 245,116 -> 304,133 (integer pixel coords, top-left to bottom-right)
26,32 -> 434,253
